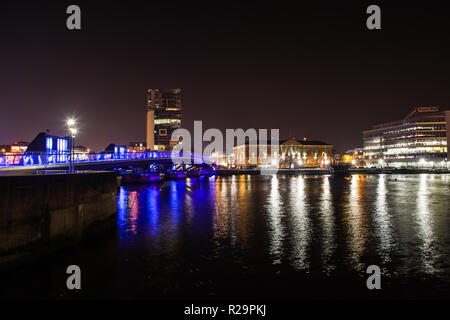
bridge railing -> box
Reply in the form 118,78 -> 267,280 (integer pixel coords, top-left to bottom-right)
0,151 -> 213,168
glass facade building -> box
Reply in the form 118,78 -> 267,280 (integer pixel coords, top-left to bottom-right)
363,107 -> 450,167
146,89 -> 182,151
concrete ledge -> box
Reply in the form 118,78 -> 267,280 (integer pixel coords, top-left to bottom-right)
0,171 -> 118,270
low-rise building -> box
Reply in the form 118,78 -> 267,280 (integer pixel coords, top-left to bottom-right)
232,137 -> 333,169
128,142 -> 146,153
279,137 -> 332,168
337,148 -> 365,167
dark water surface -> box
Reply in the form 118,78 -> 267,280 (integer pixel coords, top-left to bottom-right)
1,174 -> 450,299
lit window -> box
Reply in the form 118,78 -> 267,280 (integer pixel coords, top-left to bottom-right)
46,137 -> 53,150
154,119 -> 181,125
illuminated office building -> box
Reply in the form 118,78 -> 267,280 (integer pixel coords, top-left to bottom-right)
146,88 -> 182,151
363,106 -> 450,167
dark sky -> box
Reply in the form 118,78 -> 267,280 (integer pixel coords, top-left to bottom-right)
1,1 -> 449,152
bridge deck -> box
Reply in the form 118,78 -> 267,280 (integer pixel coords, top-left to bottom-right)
0,152 -> 213,175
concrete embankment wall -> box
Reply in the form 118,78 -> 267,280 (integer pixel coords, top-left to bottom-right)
0,172 -> 118,269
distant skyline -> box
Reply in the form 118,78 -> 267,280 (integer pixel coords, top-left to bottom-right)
1,1 -> 450,152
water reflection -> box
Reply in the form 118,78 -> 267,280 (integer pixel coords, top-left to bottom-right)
416,174 -> 437,274
118,188 -> 140,235
115,174 -> 450,288
319,177 -> 335,274
344,175 -> 369,272
5,174 -> 450,300
288,176 -> 310,270
146,186 -> 160,236
266,175 -> 284,264
374,175 -> 394,269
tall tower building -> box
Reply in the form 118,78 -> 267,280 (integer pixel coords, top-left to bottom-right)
146,88 -> 182,151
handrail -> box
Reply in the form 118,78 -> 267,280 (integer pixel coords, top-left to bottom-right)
0,151 -> 212,168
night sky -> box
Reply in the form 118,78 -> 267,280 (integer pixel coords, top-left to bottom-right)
1,1 -> 449,152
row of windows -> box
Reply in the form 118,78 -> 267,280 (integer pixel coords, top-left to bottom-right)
46,137 -> 69,152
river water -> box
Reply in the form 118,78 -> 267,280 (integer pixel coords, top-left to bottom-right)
2,174 -> 450,299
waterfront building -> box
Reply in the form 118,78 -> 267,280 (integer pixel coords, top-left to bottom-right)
27,132 -> 69,155
146,88 -> 182,151
232,137 -> 333,169
0,141 -> 29,154
232,139 -> 277,169
0,141 -> 31,165
74,145 -> 89,153
363,106 -> 450,168
25,132 -> 70,163
335,148 -> 365,167
279,137 -> 332,168
105,144 -> 127,154
128,142 -> 146,153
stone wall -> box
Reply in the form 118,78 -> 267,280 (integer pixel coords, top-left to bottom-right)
0,172 -> 118,269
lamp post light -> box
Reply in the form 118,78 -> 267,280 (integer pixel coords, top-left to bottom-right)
66,118 -> 77,173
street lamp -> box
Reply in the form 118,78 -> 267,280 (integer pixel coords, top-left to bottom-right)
66,118 -> 78,173
67,118 -> 76,127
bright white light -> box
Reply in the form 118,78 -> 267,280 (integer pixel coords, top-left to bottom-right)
297,160 -> 303,165
69,128 -> 78,137
67,118 -> 76,127
378,159 -> 384,164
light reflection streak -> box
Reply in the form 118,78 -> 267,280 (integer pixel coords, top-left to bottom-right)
184,179 -> 194,226
416,174 -> 437,274
345,175 -> 368,272
127,191 -> 139,234
266,175 -> 284,264
147,186 -> 160,236
320,177 -> 335,274
238,175 -> 250,250
212,176 -> 239,251
169,182 -> 181,226
374,175 -> 394,269
288,176 -> 310,270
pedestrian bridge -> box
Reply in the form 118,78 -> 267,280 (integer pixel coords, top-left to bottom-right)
0,151 -> 215,175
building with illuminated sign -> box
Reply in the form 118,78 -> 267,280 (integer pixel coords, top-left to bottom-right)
146,88 -> 182,151
0,141 -> 29,154
363,107 -> 450,167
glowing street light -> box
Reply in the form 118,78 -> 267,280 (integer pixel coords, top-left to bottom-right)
69,127 -> 78,137
67,118 -> 76,127
66,118 -> 78,173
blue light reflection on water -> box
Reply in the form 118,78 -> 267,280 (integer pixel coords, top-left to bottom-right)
4,174 -> 450,299
114,174 -> 450,297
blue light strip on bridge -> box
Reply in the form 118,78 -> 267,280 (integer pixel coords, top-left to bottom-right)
0,151 -> 212,168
